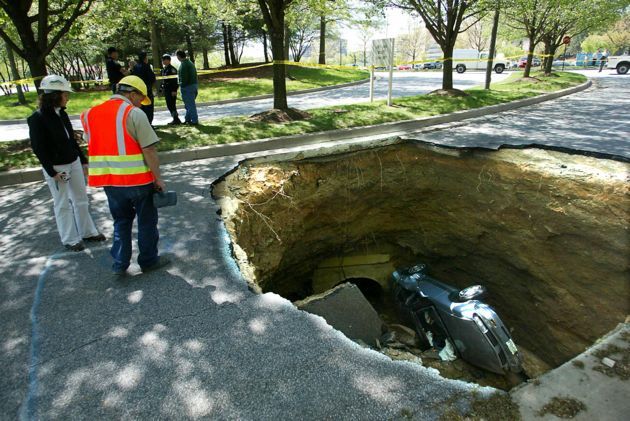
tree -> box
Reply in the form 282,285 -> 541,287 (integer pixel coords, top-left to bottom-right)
605,12 -> 630,54
485,2 -> 500,89
312,0 -> 351,64
539,0 -> 625,75
0,0 -> 94,86
354,12 -> 385,66
286,2 -> 319,62
397,25 -> 429,63
4,41 -> 26,103
503,0 -> 556,78
387,0 -> 487,91
464,19 -> 489,52
257,0 -> 294,110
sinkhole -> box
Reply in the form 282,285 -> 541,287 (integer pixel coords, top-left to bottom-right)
212,138 -> 629,390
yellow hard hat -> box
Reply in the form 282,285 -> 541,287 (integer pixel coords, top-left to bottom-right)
117,75 -> 151,105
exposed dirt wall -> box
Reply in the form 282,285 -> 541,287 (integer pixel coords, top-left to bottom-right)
213,140 -> 630,367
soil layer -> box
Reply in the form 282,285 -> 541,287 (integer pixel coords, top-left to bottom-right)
212,140 -> 630,368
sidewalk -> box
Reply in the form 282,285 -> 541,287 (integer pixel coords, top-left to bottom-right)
1,71 -> 627,419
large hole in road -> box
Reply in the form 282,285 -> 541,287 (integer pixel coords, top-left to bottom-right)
212,139 -> 629,390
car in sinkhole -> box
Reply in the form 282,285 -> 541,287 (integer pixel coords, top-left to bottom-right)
391,264 -> 523,375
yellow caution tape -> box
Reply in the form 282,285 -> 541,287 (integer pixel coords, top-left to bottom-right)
0,52 -> 555,88
0,60 -> 367,88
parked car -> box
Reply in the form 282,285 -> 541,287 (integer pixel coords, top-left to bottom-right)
391,263 -> 523,375
422,61 -> 443,70
397,64 -> 412,71
518,57 -> 541,68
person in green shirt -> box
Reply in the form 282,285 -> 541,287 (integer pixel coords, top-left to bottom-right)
176,50 -> 198,125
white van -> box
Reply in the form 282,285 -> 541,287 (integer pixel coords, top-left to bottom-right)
452,49 -> 508,74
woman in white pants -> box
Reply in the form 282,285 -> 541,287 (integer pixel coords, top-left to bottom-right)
28,75 -> 105,251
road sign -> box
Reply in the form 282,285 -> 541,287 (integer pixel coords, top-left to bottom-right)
563,36 -> 571,45
372,38 -> 394,67
370,38 -> 395,106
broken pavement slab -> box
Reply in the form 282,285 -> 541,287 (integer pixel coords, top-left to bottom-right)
295,283 -> 385,347
510,322 -> 630,420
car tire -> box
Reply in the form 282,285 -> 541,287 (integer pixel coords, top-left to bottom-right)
494,64 -> 505,74
617,63 -> 629,75
456,64 -> 466,73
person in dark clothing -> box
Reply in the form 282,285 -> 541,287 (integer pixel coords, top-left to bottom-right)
176,50 -> 198,125
28,75 -> 105,251
161,54 -> 181,125
131,52 -> 156,123
105,47 -> 126,94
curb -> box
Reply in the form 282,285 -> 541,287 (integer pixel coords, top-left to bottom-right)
0,78 -> 370,126
0,79 -> 592,187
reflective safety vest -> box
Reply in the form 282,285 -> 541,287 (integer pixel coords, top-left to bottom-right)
81,98 -> 154,187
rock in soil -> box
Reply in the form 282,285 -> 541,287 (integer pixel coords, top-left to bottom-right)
295,283 -> 384,347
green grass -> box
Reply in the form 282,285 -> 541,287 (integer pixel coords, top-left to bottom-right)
0,71 -> 586,172
152,71 -> 586,152
0,65 -> 369,120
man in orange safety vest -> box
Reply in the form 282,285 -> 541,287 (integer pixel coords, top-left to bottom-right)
81,75 -> 170,276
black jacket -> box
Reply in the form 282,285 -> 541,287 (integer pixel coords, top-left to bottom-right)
28,108 -> 86,177
161,64 -> 179,91
132,62 -> 156,96
106,57 -> 124,85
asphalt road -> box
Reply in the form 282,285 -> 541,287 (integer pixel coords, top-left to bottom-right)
0,70 -> 627,419
0,70 -> 510,142
410,70 -> 630,159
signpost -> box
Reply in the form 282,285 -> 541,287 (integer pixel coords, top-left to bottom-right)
562,36 -> 571,71
371,38 -> 395,106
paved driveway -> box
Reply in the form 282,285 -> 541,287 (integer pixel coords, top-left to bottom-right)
411,70 -> 630,159
0,70 -> 510,142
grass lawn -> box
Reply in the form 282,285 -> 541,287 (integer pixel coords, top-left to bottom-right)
0,71 -> 586,172
0,65 -> 368,121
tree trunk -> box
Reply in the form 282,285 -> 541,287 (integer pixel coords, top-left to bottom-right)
228,25 -> 238,65
284,24 -> 290,61
202,47 -> 210,70
442,44 -> 454,90
150,15 -> 161,68
222,23 -> 231,66
363,46 -> 367,67
485,6 -> 500,90
524,34 -> 536,78
25,54 -> 47,89
544,43 -> 556,75
262,30 -> 270,63
319,15 -> 326,65
270,32 -> 288,109
5,41 -> 26,104
185,33 -> 194,64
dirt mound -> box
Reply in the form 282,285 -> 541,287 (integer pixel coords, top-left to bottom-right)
249,108 -> 311,123
428,88 -> 469,97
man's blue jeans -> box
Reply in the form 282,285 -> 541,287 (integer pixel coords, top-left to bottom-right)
181,84 -> 198,124
104,183 -> 159,272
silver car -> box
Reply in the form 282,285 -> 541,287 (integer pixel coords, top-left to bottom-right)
391,264 -> 522,375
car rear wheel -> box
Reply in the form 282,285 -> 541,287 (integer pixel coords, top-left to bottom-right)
617,63 -> 629,75
494,64 -> 505,74
456,64 -> 466,73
